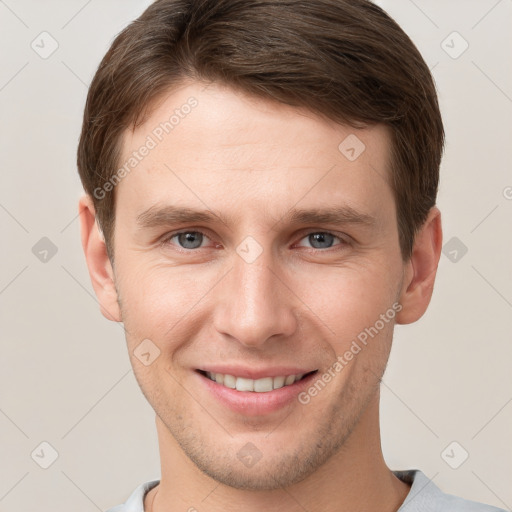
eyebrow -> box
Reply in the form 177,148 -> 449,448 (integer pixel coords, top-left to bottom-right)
136,204 -> 376,230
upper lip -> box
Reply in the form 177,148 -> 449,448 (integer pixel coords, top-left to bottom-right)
197,366 -> 317,380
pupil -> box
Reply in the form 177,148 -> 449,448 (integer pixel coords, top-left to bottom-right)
310,233 -> 333,248
179,232 -> 202,249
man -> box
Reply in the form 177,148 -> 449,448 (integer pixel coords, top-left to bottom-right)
77,1 -> 505,511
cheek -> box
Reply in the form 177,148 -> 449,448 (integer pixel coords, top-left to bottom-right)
296,261 -> 401,342
115,260 -> 195,337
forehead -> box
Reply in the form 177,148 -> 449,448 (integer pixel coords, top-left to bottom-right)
116,81 -> 394,222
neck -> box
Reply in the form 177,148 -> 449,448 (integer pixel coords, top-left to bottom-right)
146,394 -> 410,512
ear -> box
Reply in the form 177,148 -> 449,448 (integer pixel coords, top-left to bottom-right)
396,206 -> 442,325
78,195 -> 122,322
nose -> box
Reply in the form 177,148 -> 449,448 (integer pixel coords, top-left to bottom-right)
212,245 -> 298,349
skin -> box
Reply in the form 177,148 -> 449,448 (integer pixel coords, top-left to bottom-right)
80,81 -> 442,512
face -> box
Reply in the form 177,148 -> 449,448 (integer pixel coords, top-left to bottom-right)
105,82 -> 410,489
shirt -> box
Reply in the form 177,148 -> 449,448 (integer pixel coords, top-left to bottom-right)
106,469 -> 507,512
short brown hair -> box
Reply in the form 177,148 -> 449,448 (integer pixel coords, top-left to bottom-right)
77,0 -> 444,261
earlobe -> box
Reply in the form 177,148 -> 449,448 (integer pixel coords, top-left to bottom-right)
395,207 -> 443,325
78,195 -> 122,322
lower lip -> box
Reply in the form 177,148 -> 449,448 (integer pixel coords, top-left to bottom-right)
195,371 -> 317,416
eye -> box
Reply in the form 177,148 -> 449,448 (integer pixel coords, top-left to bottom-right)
164,230 -> 211,250
161,230 -> 348,252
296,232 -> 344,250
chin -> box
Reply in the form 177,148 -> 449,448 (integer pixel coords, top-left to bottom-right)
167,410 -> 354,491
187,450 -> 316,491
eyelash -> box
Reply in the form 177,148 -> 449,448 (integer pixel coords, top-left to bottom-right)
159,229 -> 349,252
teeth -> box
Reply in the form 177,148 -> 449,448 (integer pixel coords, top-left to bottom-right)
254,377 -> 273,392
284,375 -> 295,386
236,377 -> 254,392
273,376 -> 285,390
204,371 -> 308,392
223,374 -> 236,389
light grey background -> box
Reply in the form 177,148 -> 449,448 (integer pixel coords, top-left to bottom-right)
0,1 -> 511,511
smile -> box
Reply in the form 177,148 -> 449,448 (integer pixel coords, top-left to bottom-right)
199,370 -> 317,393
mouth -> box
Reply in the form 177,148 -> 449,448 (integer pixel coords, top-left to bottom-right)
196,369 -> 318,393
195,367 -> 320,416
